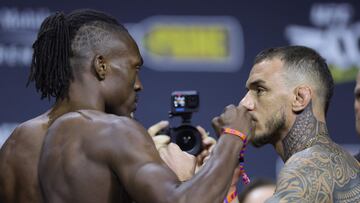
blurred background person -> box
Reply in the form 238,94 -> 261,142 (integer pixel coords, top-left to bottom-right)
238,178 -> 276,203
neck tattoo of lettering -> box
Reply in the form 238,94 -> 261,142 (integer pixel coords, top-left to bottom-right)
282,103 -> 328,161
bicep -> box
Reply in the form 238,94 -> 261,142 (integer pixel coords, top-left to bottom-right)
107,119 -> 180,202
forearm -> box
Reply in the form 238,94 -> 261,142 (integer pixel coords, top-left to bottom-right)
125,106 -> 249,203
172,135 -> 243,203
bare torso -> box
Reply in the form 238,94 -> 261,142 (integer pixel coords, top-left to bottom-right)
0,113 -> 49,203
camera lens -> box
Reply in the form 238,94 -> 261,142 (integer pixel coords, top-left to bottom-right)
171,125 -> 202,156
175,129 -> 196,151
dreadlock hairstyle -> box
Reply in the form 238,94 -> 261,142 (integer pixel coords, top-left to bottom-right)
28,9 -> 127,100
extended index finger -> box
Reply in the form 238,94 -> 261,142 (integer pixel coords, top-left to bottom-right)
148,120 -> 169,137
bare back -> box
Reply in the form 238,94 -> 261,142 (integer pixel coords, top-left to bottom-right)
39,111 -> 130,202
0,113 -> 49,203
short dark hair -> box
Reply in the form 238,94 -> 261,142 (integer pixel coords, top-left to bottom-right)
28,9 -> 127,100
254,45 -> 334,114
238,178 -> 275,203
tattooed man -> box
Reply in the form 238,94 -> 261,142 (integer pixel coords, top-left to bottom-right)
240,46 -> 360,202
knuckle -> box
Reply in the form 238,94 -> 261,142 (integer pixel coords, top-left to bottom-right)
212,117 -> 219,124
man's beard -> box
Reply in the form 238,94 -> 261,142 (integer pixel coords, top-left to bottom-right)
251,108 -> 286,148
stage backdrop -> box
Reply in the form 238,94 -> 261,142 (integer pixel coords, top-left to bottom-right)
1,0 -> 359,184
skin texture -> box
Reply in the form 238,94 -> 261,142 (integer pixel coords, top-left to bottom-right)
271,118 -> 360,202
0,113 -> 48,203
38,29 -> 252,203
241,58 -> 360,202
0,105 -> 74,203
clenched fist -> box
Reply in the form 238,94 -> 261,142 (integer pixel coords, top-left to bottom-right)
212,104 -> 252,139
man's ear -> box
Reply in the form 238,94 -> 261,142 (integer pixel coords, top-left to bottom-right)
292,86 -> 312,112
94,55 -> 108,80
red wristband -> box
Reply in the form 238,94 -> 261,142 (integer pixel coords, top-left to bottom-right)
221,127 -> 247,142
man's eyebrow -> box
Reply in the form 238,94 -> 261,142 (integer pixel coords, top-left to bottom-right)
246,79 -> 266,88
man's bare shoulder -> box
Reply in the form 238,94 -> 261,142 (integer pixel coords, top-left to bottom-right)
50,109 -> 147,137
48,110 -> 154,160
0,112 -> 49,156
43,110 -> 163,187
0,112 -> 49,202
267,144 -> 360,203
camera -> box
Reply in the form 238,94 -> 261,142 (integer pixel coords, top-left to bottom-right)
159,90 -> 202,156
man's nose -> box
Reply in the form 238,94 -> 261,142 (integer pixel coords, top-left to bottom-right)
240,92 -> 254,110
134,75 -> 143,92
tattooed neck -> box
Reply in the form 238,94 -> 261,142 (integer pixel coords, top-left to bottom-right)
282,103 -> 328,161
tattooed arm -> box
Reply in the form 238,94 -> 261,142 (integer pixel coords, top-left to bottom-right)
266,147 -> 330,203
266,144 -> 360,203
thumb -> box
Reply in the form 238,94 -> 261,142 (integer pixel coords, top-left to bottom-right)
148,120 -> 169,137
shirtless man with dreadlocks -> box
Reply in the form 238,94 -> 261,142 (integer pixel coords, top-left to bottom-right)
0,9 -> 250,203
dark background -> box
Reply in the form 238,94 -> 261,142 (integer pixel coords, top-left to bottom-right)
0,0 -> 359,187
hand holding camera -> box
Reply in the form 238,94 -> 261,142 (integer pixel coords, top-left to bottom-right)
148,120 -> 196,181
148,120 -> 171,150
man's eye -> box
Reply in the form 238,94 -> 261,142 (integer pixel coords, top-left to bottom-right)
256,88 -> 265,95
